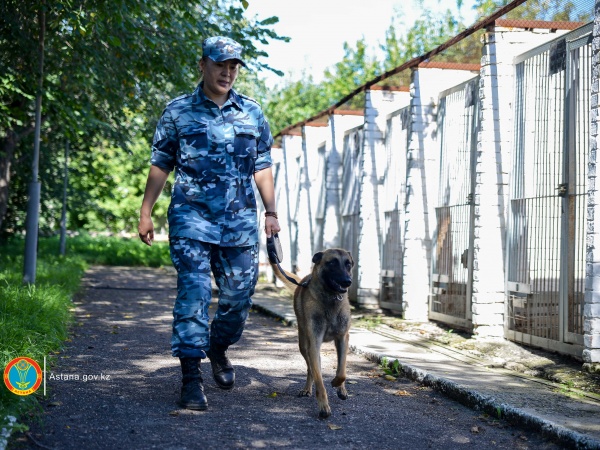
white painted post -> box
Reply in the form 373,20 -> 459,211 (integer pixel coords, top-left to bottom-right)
281,133 -> 303,274
472,30 -> 509,338
583,3 -> 600,367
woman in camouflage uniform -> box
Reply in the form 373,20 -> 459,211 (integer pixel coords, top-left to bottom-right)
138,36 -> 280,410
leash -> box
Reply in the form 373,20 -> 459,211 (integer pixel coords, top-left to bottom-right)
266,234 -> 310,288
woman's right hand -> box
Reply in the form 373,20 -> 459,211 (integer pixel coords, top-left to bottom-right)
138,215 -> 155,246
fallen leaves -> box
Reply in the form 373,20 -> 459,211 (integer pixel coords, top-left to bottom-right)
393,390 -> 412,396
327,424 -> 342,430
471,426 -> 480,434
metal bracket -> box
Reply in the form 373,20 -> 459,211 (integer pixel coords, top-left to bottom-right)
556,183 -> 568,197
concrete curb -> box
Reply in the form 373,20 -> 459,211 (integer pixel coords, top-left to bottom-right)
350,344 -> 600,450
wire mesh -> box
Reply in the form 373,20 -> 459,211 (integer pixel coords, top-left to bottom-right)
507,23 -> 591,341
430,78 -> 479,320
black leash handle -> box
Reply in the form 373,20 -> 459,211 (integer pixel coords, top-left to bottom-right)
266,234 -> 309,288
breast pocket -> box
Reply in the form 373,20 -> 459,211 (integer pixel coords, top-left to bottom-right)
233,125 -> 259,174
178,125 -> 218,180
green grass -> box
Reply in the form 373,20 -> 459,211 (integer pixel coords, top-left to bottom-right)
0,234 -> 171,432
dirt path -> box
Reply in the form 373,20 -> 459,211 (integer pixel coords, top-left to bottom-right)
10,266 -> 562,449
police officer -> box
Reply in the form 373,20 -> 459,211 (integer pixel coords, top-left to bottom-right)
138,36 -> 280,410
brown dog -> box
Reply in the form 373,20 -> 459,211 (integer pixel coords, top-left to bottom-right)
271,248 -> 354,418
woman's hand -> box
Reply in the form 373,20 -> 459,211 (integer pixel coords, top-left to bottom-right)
264,215 -> 281,238
138,215 -> 155,246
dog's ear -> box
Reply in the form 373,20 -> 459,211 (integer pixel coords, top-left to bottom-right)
347,252 -> 354,267
312,252 -> 324,264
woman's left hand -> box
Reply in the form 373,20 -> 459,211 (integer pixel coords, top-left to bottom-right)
264,216 -> 281,238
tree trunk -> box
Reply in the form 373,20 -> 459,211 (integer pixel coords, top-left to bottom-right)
0,132 -> 17,232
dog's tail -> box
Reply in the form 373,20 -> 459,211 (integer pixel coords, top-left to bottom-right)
269,262 -> 304,294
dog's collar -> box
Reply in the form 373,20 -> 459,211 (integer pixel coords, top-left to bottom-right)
330,292 -> 344,302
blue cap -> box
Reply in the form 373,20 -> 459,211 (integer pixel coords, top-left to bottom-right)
202,36 -> 246,67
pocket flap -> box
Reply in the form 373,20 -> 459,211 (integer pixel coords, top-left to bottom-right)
233,125 -> 259,138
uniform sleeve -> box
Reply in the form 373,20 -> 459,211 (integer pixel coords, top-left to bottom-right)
150,108 -> 178,172
254,110 -> 273,172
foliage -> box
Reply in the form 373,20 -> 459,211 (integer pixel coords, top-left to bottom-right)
64,234 -> 171,267
266,1 -> 481,135
265,75 -> 331,135
3,234 -> 171,268
321,40 -> 381,109
0,0 -> 287,236
380,357 -> 403,377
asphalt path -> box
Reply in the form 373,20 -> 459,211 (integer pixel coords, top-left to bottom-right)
10,266 -> 563,450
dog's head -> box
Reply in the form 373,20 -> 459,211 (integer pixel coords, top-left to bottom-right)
312,249 -> 354,294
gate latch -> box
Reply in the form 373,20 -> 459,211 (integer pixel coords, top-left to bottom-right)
556,183 -> 568,197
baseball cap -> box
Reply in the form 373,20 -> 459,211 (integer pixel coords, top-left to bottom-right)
202,36 -> 247,67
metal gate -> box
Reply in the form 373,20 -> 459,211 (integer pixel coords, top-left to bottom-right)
429,77 -> 480,330
379,106 -> 410,313
506,24 -> 591,356
341,126 -> 363,302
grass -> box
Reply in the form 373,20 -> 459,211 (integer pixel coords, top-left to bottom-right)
0,234 -> 171,433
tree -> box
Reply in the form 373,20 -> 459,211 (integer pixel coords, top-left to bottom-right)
383,1 -> 481,71
0,0 -> 287,235
265,75 -> 331,135
266,0 -> 483,136
321,39 -> 381,109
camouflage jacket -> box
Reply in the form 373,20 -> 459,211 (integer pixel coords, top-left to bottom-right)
151,83 -> 273,247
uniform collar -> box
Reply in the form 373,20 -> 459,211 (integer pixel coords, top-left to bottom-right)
194,83 -> 243,110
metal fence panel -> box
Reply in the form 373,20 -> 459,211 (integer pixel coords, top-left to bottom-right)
380,107 -> 410,312
507,24 -> 591,353
430,77 -> 479,328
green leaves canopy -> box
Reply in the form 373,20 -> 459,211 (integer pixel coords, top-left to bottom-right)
0,0 -> 285,235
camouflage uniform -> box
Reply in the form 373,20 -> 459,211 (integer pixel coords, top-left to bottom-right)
151,75 -> 273,358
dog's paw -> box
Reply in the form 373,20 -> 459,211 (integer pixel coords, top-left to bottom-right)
331,376 -> 345,388
318,406 -> 331,419
336,387 -> 348,400
298,389 -> 312,397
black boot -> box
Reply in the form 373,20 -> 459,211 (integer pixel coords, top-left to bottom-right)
207,342 -> 235,390
178,357 -> 208,410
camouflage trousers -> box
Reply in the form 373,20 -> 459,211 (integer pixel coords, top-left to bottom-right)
169,237 -> 258,359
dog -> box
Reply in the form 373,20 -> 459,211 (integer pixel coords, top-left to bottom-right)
271,248 -> 354,419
